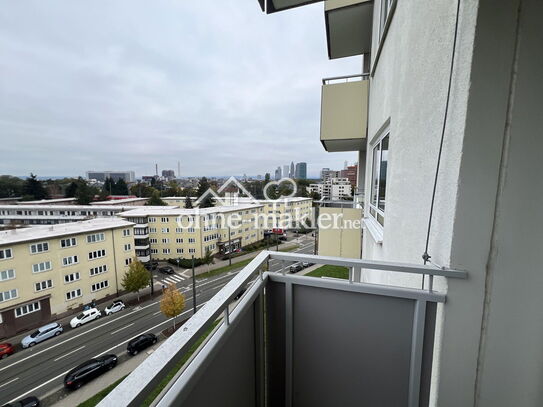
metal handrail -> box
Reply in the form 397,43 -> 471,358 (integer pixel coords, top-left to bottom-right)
99,251 -> 466,407
322,73 -> 370,85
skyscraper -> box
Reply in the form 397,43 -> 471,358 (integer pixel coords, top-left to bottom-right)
290,162 -> 295,178
282,165 -> 289,179
274,167 -> 281,181
295,162 -> 307,179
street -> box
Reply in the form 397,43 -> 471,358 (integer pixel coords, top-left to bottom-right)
0,238 -> 315,405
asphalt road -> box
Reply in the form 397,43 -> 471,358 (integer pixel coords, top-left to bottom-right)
0,239 -> 315,405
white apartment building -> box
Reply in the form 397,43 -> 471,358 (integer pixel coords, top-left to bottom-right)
309,177 -> 352,200
251,1 -> 543,406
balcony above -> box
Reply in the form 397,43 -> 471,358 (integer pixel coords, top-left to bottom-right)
318,206 -> 363,258
100,251 -> 467,407
321,74 -> 369,152
257,0 -> 323,14
325,0 -> 374,59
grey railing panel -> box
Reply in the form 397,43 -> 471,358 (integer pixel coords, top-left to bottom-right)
291,284 -> 414,406
175,306 -> 257,407
265,280 -> 286,407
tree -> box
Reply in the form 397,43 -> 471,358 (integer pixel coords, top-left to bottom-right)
130,182 -> 156,198
21,173 -> 48,200
65,181 -> 78,198
103,177 -> 114,196
264,173 -> 271,183
75,179 -> 94,205
146,190 -> 167,206
184,195 -> 194,209
121,260 -> 150,302
0,175 -> 24,198
164,181 -> 182,197
114,179 -> 129,195
309,191 -> 321,201
160,283 -> 185,329
202,249 -> 214,272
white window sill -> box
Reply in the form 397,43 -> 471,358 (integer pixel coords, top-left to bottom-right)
363,217 -> 383,245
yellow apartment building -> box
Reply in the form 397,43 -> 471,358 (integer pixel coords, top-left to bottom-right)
0,218 -> 135,338
120,204 -> 266,261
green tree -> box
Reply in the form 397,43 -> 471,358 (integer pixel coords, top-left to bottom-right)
146,190 -> 167,206
184,195 -> 194,209
75,178 -> 95,205
202,249 -> 214,272
121,260 -> 150,302
0,175 -> 24,198
264,173 -> 270,183
65,181 -> 78,198
103,177 -> 114,196
309,191 -> 321,201
114,179 -> 129,195
21,173 -> 48,200
160,283 -> 185,329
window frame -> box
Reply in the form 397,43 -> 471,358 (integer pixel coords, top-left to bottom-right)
367,129 -> 390,240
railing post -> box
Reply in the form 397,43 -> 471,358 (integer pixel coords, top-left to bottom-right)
349,267 -> 354,284
284,282 -> 293,407
224,306 -> 230,326
254,288 -> 265,407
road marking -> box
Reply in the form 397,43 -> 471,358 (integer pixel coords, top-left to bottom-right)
6,368 -> 72,404
0,377 -> 19,389
0,271 -> 244,373
53,346 -> 85,362
110,323 -> 135,336
153,311 -> 162,316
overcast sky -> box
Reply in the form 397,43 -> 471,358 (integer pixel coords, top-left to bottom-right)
0,1 -> 360,179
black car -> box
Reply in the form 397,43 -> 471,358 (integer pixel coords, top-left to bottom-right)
1,396 -> 40,407
64,355 -> 118,389
127,333 -> 157,356
289,263 -> 303,273
159,266 -> 174,275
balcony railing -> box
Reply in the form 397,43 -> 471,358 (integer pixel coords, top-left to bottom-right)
100,251 -> 466,407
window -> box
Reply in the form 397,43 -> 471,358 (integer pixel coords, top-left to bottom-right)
188,227 -> 195,233
150,238 -> 158,244
188,248 -> 196,254
91,280 -> 109,292
32,261 -> 52,273
15,301 -> 41,318
123,229 -> 131,237
64,272 -> 81,283
87,233 -> 105,243
88,249 -> 106,260
35,280 -> 53,292
188,238 -> 195,243
379,0 -> 394,40
149,227 -> 157,233
66,288 -> 82,301
0,251 -> 15,265
0,288 -> 17,302
150,249 -> 158,254
90,265 -> 108,276
162,249 -> 171,254
370,133 -> 389,227
176,238 -> 183,243
176,248 -> 183,254
161,217 -> 168,223
148,217 -> 157,223
60,237 -> 77,248
175,227 -> 183,233
62,255 -> 79,266
30,242 -> 49,254
161,238 -> 170,244
0,269 -> 15,281
161,228 -> 170,233
124,244 -> 132,251
125,258 -> 132,266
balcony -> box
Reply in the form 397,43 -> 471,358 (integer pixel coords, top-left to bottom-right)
257,0 -> 323,14
317,206 -> 363,258
99,251 -> 466,407
325,0 -> 374,59
320,74 -> 369,152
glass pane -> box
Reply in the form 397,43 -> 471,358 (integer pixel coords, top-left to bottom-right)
371,144 -> 381,206
378,135 -> 389,211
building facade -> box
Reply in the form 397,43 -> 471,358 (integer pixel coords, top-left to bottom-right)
294,162 -> 307,179
0,218 -> 135,338
120,205 -> 266,262
86,171 -> 135,183
309,177 -> 352,200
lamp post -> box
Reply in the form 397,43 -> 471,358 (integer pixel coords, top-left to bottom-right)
228,226 -> 232,266
191,255 -> 197,315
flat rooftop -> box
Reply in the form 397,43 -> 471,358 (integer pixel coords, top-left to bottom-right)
0,204 -> 178,212
17,198 -> 77,205
120,204 -> 264,217
0,218 -> 135,246
90,198 -> 149,205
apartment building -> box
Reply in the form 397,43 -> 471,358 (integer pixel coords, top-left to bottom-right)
90,197 -> 148,206
217,196 -> 313,230
0,204 -> 176,226
120,204 -> 266,261
0,218 -> 135,338
162,196 -> 198,207
309,177 -> 352,200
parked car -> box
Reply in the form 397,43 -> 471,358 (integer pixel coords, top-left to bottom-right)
104,300 -> 125,316
0,343 -> 15,359
289,263 -> 304,273
63,355 -> 118,389
301,262 -> 313,268
70,308 -> 101,328
127,333 -> 157,356
278,234 -> 288,241
21,323 -> 63,348
159,266 -> 174,275
1,396 -> 40,407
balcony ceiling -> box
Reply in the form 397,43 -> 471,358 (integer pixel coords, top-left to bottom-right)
325,0 -> 374,59
258,0 -> 323,14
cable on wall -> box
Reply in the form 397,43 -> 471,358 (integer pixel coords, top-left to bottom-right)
422,0 -> 462,271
